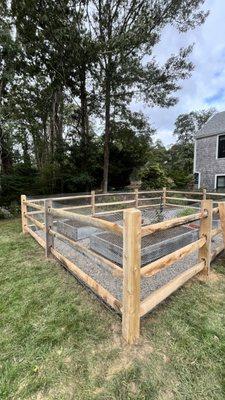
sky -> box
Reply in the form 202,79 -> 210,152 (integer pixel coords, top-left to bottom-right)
132,0 -> 225,146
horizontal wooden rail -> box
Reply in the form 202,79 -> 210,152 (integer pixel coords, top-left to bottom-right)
167,190 -> 202,196
141,211 -> 206,237
25,226 -> 46,248
26,214 -> 45,230
211,227 -> 222,238
138,191 -> 162,194
207,192 -> 225,197
94,208 -> 126,216
166,197 -> 201,203
141,237 -> 206,277
48,207 -> 123,235
25,201 -> 44,211
140,261 -> 205,317
27,210 -> 44,215
138,197 -> 161,201
60,204 -> 91,211
95,192 -> 135,196
29,194 -> 92,202
95,200 -> 135,207
49,229 -> 123,277
51,248 -> 122,313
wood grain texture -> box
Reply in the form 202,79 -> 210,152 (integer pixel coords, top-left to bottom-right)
219,203 -> 225,245
25,201 -> 44,211
162,187 -> 166,206
91,190 -> 95,216
135,189 -> 139,208
44,200 -> 54,258
199,200 -> 213,276
49,207 -> 123,235
141,211 -> 206,237
122,208 -> 141,344
21,195 -> 28,234
166,197 -> 201,203
211,227 -> 222,238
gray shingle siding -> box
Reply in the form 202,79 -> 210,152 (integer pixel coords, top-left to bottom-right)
195,135 -> 225,190
196,111 -> 225,138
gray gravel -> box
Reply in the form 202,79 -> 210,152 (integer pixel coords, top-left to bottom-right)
32,224 -> 223,303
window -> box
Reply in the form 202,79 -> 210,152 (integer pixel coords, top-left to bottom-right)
218,135 -> 225,158
194,172 -> 199,186
216,175 -> 225,190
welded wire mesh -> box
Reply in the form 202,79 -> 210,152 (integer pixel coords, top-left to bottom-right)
89,225 -> 199,266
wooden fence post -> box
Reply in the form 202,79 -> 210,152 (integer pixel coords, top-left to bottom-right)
44,199 -> 54,258
199,199 -> 212,276
122,208 -> 141,344
91,190 -> 95,216
134,188 -> 139,208
218,202 -> 225,244
21,195 -> 28,234
162,187 -> 166,207
203,188 -> 207,200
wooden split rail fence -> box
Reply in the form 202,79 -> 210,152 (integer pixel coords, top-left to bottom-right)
21,189 -> 225,344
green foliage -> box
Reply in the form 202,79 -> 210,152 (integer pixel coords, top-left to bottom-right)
177,207 -> 197,217
0,0 -> 210,201
139,161 -> 172,190
174,108 -> 216,145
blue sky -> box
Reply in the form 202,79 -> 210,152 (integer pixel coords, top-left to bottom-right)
132,0 -> 225,146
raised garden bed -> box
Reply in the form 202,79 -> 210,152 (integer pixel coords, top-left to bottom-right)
90,225 -> 198,266
57,220 -> 101,240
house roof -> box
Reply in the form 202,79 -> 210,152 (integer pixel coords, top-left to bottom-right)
196,111 -> 225,138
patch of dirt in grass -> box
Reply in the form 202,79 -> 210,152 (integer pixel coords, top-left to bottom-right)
160,389 -> 175,399
105,334 -> 154,380
209,270 -> 224,281
196,270 -> 224,283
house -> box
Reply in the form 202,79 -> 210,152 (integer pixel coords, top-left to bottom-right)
194,111 -> 225,191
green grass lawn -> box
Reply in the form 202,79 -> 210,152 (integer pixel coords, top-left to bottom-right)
1,219 -> 225,400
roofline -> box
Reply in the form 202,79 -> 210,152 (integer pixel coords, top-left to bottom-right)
195,110 -> 218,138
195,129 -> 225,139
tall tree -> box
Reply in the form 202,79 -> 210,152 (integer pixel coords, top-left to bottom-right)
0,1 -> 19,195
88,0 -> 208,192
173,108 -> 216,144
170,108 -> 216,187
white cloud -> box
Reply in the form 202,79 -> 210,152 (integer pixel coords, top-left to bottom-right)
132,0 -> 225,146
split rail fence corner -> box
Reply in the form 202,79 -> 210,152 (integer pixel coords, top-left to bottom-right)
21,188 -> 225,344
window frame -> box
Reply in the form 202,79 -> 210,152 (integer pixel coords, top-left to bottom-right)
215,174 -> 225,190
217,134 -> 225,159
194,171 -> 201,189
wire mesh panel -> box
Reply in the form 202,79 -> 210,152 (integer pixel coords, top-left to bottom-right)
90,226 -> 198,267
23,193 -> 225,330
57,219 -> 102,240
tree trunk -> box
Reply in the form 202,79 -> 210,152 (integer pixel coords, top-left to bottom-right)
22,130 -> 31,166
80,65 -> 89,149
103,67 -> 111,193
0,127 -> 2,197
50,87 -> 64,161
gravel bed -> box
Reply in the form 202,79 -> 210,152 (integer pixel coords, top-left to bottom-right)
32,225 -> 223,302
